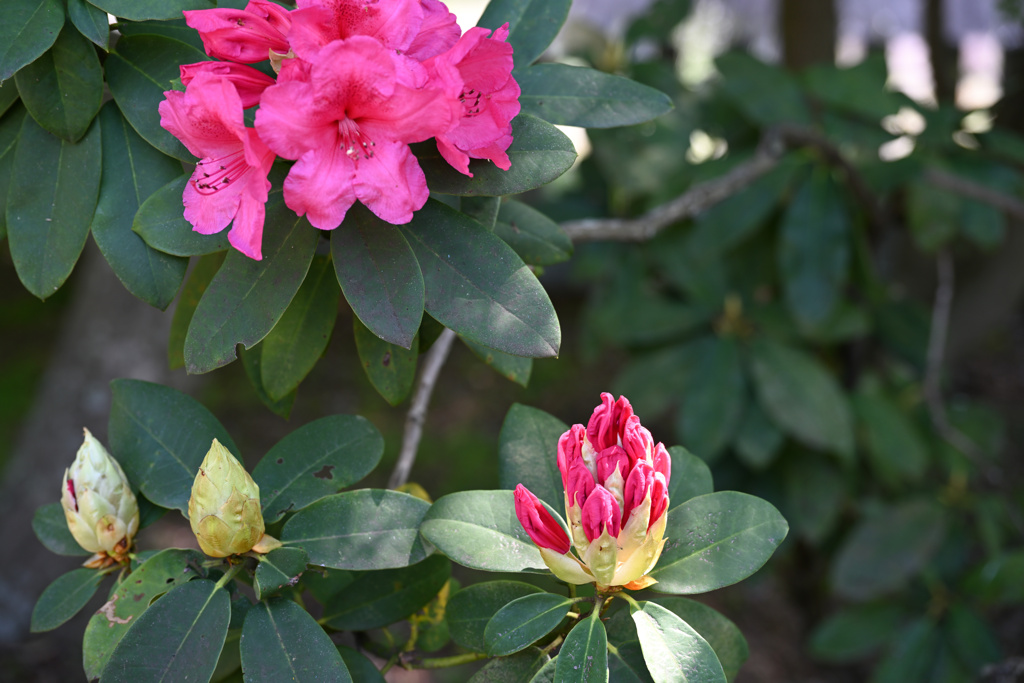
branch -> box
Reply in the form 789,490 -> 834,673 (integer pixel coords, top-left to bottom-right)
925,168 -> 1024,223
387,328 -> 457,490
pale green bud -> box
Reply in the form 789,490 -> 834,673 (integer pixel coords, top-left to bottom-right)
188,439 -> 265,557
61,428 -> 139,561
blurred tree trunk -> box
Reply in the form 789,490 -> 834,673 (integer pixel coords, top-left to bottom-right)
925,0 -> 957,102
781,0 -> 836,69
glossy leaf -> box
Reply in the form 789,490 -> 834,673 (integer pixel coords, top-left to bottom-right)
185,199 -> 318,374
493,199 -> 573,267
461,195 -> 501,228
0,0 -> 64,82
402,199 -> 560,358
469,647 -> 550,683
241,598 -> 351,682
517,64 -> 673,128
337,646 -> 385,683
7,113 -> 100,299
89,0 -> 215,22
605,611 -> 655,683
809,602 -> 907,663
67,0 -> 109,49
651,598 -> 747,682
168,252 -> 226,369
0,104 -> 27,240
554,610 -> 608,683
478,0 -> 571,69
32,502 -> 90,557
666,446 -> 713,511
115,18 -> 206,53
733,402 -> 784,470
320,555 -> 451,630
332,204 -> 424,348
463,337 -> 532,387
412,114 -> 576,196
675,336 -> 745,463
91,103 -> 188,309
485,593 -> 576,656
30,568 -> 105,632
353,315 -> 418,406
254,415 -> 384,524
498,404 -> 567,513
133,174 -> 231,256
101,579 -> 230,683
448,581 -> 544,653
419,490 -> 548,573
108,379 -> 238,513
630,601 -> 726,683
254,547 -> 309,601
106,35 -> 207,161
651,492 -> 789,594
851,393 -> 929,489
281,490 -> 431,570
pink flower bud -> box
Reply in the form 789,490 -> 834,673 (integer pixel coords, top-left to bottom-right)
184,0 -> 291,64
649,473 -> 669,531
586,393 -> 634,452
622,416 -> 654,464
622,460 -> 654,522
595,445 -> 632,489
180,62 -> 276,109
653,443 -> 672,482
581,485 -> 621,542
514,485 -> 570,554
565,458 -> 595,509
557,424 -> 586,491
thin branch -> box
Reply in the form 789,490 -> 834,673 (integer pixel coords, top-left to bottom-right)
388,328 -> 457,490
925,168 -> 1024,223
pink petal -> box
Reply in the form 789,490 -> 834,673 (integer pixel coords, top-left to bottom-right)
623,460 -> 654,522
283,145 -> 357,230
566,458 -> 595,509
595,445 -> 631,489
404,0 -> 460,61
581,485 -> 621,542
514,484 -> 571,554
179,61 -> 276,109
183,6 -> 289,63
353,140 -> 428,225
557,424 -> 586,491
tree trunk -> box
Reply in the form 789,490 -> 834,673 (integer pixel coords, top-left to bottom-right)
781,0 -> 836,70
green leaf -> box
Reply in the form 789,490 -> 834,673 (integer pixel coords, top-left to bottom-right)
0,104 -> 27,240
240,598 -> 351,683
613,344 -> 697,421
778,170 -> 850,328
419,490 -> 548,573
945,603 -> 1001,674
748,340 -> 855,462
67,0 -> 110,49
831,500 -> 946,601
353,315 -> 418,406
630,601 -> 726,683
461,195 -> 501,228
412,114 -> 576,196
89,0 -> 215,22
469,647 -> 549,683
448,581 -> 544,653
108,379 -> 238,513
30,568 -> 105,632
240,343 -> 298,419
337,646 -> 385,683
783,452 -> 845,544
715,52 -> 810,127
605,610 -> 655,683
809,602 -> 907,664
666,446 -> 713,511
960,198 -> 1005,250
0,0 -> 64,82
650,492 -> 789,594
675,336 -> 745,463
320,555 -> 451,630
101,579 -> 230,683
402,199 -> 560,358
7,112 -> 100,299
91,102 -> 188,309
493,199 -> 573,267
32,502 -> 90,556
169,251 -> 226,369
530,658 -> 557,683
485,593 -> 576,657
332,204 -> 424,348
802,56 -> 900,120
851,393 -> 930,489
185,199 -> 318,374
962,550 -> 1024,604
133,174 -> 231,256
517,64 -> 673,128
625,0 -> 691,45
0,82 -> 19,119
115,18 -> 206,53
554,609 -> 608,682
907,180 -> 959,251
15,24 -> 102,142
106,35 -> 207,161
254,415 -> 385,524
498,404 -> 568,513
871,618 -> 941,683
281,489 -> 431,570
254,547 -> 309,601
733,401 -> 784,470
260,255 -> 339,399
650,598 -> 747,682
477,0 -> 571,69
463,337 -> 532,387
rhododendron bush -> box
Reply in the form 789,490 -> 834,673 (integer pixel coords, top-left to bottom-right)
7,0 -> 789,680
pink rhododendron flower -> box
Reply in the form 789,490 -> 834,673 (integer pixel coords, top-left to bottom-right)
288,0 -> 425,58
405,0 -> 461,60
255,35 -> 452,229
514,393 -> 671,589
184,0 -> 291,63
179,62 -> 276,109
159,73 -> 275,260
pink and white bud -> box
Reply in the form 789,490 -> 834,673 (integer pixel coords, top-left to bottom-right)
514,485 -> 570,554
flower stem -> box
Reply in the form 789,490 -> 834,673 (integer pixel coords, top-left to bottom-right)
411,652 -> 488,670
214,563 -> 242,591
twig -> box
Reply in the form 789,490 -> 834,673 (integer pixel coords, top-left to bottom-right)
926,168 -> 1024,223
387,328 -> 457,489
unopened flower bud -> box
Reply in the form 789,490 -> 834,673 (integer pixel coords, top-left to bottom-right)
61,429 -> 139,565
188,439 -> 268,557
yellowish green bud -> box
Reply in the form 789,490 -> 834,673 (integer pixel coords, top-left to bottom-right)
188,439 -> 265,557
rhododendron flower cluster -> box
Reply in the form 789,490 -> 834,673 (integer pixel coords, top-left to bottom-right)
514,393 -> 672,590
159,0 -> 521,260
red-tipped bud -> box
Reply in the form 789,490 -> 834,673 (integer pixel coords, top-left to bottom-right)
649,473 -> 669,531
565,459 -> 595,509
581,485 -> 621,542
514,485 -> 570,554
595,445 -> 632,489
586,392 -> 634,452
184,0 -> 291,64
622,416 -> 654,463
622,460 -> 654,522
179,62 -> 276,108
557,424 -> 586,490
653,443 -> 671,482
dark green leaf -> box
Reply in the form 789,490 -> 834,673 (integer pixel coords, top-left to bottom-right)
133,174 -> 231,256
630,601 -> 725,683
419,490 -> 548,573
831,500 -> 946,601
254,547 -> 309,601
493,199 -> 573,266
461,195 -> 501,228
748,340 -> 855,462
353,315 -> 418,406
402,199 -> 560,358
260,255 -> 339,399
477,0 -> 571,69
0,103 -> 27,240
337,646 -> 385,683
463,337 -> 533,387
484,593 -> 576,656
281,489 -> 430,570
783,452 -> 845,544
83,549 -> 207,680
605,610 -> 655,683
666,446 -> 713,511
802,56 -> 901,120
89,0 -> 214,22
320,555 -> 450,630
91,102 -> 188,309
0,82 -> 18,119
808,603 -> 908,664
907,180 -> 959,251
240,343 -> 298,418
530,658 -> 557,683
108,379 -> 238,513
945,603 -> 1001,674
650,598 -> 747,682
30,568 -> 105,632
675,336 -> 745,463
67,0 -> 109,49
32,502 -> 90,556
625,0 -> 691,45
413,114 -> 576,196
651,492 -> 789,594
185,199 -> 318,374
715,52 -> 810,126
448,581 -> 544,652
517,64 -> 673,128
962,550 -> 1024,604
169,251 -> 226,369
468,647 -> 549,683
851,393 -> 929,489
332,204 -> 424,348
7,112 -> 100,299
254,415 -> 384,524
106,35 -> 207,161
115,18 -> 206,53
554,609 -> 608,682
0,0 -> 64,82
101,579 -> 230,683
240,598 -> 351,683
733,402 -> 783,470
871,618 -> 941,683
498,404 -> 568,514
613,344 -> 697,421
960,198 -> 1005,250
